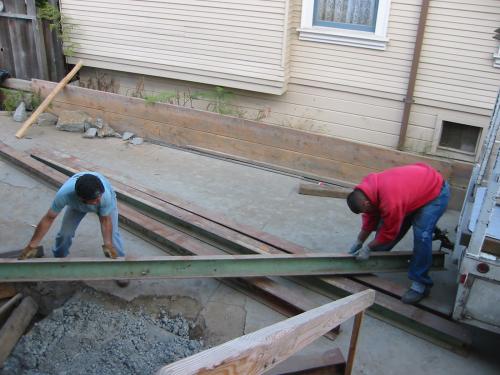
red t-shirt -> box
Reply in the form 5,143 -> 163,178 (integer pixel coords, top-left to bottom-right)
356,163 -> 444,244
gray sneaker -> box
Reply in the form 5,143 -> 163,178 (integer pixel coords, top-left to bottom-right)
401,289 -> 425,304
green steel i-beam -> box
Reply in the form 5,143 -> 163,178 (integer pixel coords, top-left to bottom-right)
0,252 -> 445,282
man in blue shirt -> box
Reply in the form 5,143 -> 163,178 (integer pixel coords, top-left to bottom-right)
19,172 -> 124,260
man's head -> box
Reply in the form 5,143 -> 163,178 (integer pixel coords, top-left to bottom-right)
346,189 -> 375,214
75,174 -> 104,205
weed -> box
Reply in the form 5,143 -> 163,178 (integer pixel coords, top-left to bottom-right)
192,86 -> 245,116
0,89 -> 23,112
37,2 -> 79,57
144,91 -> 177,105
80,70 -> 120,93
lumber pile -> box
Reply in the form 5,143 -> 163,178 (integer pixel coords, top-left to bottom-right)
0,143 -> 472,352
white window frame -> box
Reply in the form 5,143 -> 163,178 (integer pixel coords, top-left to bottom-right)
298,0 -> 391,50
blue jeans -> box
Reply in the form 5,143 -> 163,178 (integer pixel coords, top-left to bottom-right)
371,182 -> 450,289
53,207 -> 124,257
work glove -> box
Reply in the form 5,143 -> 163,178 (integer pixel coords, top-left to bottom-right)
356,245 -> 371,261
348,240 -> 363,255
18,245 -> 39,260
102,244 -> 118,259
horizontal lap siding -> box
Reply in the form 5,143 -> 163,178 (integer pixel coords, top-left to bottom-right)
286,0 -> 420,147
414,0 -> 500,112
61,0 -> 290,94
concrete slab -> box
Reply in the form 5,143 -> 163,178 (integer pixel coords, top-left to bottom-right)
1,117 -> 499,374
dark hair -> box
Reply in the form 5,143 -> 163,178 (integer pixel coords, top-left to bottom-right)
75,174 -> 104,200
346,189 -> 366,214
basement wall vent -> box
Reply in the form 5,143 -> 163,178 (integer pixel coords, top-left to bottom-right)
438,121 -> 481,155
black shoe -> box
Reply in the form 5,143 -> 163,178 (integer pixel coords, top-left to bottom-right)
401,289 -> 426,305
115,280 -> 130,288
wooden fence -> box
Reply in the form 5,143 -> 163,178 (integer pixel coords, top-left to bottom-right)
0,0 -> 65,81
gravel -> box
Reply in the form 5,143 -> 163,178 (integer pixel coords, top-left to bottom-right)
1,289 -> 203,375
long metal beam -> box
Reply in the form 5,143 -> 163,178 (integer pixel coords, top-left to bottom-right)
0,252 -> 444,282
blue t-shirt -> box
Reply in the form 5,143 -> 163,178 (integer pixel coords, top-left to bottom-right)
50,172 -> 116,216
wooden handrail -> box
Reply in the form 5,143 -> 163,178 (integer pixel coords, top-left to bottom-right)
156,290 -> 375,375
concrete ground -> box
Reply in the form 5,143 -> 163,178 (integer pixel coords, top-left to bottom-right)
0,113 -> 499,374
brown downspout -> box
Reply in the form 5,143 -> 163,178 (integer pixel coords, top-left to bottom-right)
397,0 -> 431,150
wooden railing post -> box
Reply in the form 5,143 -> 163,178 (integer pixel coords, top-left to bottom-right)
345,311 -> 365,375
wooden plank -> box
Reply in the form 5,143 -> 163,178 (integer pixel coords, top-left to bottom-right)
31,80 -> 467,184
155,290 -> 375,375
1,78 -> 32,91
0,296 -> 38,367
26,0 -> 49,80
298,183 -> 351,199
263,348 -> 345,375
351,275 -> 452,317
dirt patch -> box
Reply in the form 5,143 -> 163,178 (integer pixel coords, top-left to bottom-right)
1,288 -> 204,375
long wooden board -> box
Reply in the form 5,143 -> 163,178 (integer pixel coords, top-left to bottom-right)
30,80 -> 472,187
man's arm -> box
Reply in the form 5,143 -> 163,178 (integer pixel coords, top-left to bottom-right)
357,229 -> 372,244
99,215 -> 113,247
28,209 -> 59,247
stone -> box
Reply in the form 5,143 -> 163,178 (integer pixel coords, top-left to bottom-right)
122,132 -> 134,141
83,128 -> 98,138
12,102 -> 27,122
95,117 -> 116,138
56,110 -> 92,132
37,112 -> 58,127
129,137 -> 144,145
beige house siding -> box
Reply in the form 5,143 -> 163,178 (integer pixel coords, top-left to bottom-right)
62,0 -> 291,94
68,0 -> 500,159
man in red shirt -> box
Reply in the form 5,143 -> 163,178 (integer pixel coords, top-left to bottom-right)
346,163 -> 449,304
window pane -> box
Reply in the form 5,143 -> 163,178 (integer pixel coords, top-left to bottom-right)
314,0 -> 378,30
439,121 -> 481,153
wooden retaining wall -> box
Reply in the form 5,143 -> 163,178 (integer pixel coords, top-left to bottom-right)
31,79 -> 473,209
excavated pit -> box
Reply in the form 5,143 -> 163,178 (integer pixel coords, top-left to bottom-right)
1,285 -> 205,375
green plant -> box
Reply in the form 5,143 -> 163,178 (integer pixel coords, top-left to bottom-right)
0,89 -> 44,112
37,3 -> 79,57
30,90 -> 43,111
192,86 -> 244,116
0,89 -> 23,112
144,91 -> 177,105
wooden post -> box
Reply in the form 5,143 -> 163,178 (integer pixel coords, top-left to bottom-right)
344,312 -> 364,375
26,0 -> 49,80
156,290 -> 375,375
15,59 -> 83,139
0,296 -> 38,366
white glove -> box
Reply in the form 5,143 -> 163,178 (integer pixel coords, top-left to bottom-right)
348,240 -> 363,255
356,245 -> 371,261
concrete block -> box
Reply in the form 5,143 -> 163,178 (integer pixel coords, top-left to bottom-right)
37,113 -> 58,127
83,128 -> 98,138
